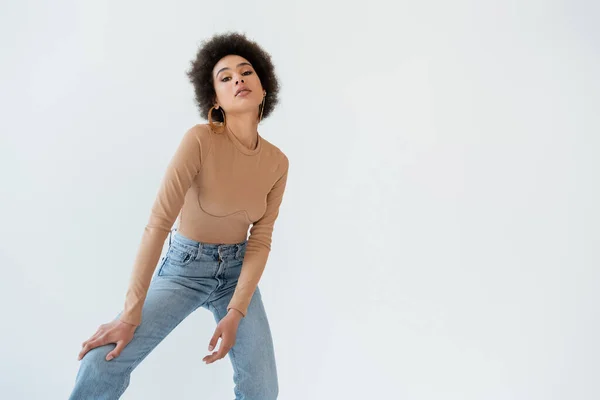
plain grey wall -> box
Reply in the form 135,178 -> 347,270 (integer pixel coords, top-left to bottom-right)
1,0 -> 598,399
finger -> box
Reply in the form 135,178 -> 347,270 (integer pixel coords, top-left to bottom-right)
78,341 -> 97,360
82,326 -> 106,347
78,338 -> 104,360
106,340 -> 126,361
208,328 -> 221,352
216,345 -> 230,361
82,333 -> 101,348
203,350 -> 219,364
204,345 -> 231,364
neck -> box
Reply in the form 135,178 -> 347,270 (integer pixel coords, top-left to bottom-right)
224,113 -> 260,150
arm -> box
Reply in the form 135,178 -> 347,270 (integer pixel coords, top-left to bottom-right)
226,155 -> 290,317
119,124 -> 209,326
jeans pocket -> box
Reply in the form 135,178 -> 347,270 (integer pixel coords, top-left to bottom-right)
165,241 -> 197,266
156,256 -> 168,276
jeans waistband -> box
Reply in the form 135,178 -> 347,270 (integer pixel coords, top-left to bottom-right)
169,228 -> 247,255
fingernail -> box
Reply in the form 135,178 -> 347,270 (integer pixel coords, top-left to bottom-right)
208,345 -> 214,351
107,355 -> 114,361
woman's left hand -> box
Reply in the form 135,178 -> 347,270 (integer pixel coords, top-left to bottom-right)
203,309 -> 243,364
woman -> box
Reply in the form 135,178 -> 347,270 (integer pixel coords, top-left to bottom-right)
69,32 -> 289,400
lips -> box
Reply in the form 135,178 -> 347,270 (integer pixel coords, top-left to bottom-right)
235,88 -> 252,96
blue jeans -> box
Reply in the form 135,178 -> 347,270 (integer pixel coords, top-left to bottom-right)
69,229 -> 279,399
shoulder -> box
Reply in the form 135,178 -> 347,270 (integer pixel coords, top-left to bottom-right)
180,123 -> 213,149
260,135 -> 289,171
185,123 -> 212,140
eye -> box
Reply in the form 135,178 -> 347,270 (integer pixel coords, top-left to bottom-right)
220,70 -> 253,82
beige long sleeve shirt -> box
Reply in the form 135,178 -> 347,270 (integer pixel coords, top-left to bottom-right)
120,122 -> 289,326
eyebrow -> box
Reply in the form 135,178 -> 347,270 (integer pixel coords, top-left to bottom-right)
215,62 -> 253,78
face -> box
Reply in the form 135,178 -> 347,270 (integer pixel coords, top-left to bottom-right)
212,54 -> 264,118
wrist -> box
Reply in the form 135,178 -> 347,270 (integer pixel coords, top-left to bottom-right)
227,308 -> 244,319
118,316 -> 138,327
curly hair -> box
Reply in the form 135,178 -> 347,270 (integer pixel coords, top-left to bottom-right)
186,31 -> 280,124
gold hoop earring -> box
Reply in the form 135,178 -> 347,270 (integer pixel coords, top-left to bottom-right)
208,105 -> 226,133
258,92 -> 266,123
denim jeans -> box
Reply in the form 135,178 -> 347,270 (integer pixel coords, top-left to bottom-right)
69,229 -> 279,399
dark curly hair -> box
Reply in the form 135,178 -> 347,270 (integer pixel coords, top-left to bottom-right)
186,31 -> 280,124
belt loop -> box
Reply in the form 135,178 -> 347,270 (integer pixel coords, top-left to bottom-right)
168,228 -> 173,246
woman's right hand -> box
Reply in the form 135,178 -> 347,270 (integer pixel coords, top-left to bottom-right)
78,319 -> 137,361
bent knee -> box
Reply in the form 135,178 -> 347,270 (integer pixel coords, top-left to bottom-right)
77,344 -> 127,378
80,345 -> 115,365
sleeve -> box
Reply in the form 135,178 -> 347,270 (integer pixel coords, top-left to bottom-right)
119,124 -> 208,326
226,154 -> 289,317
